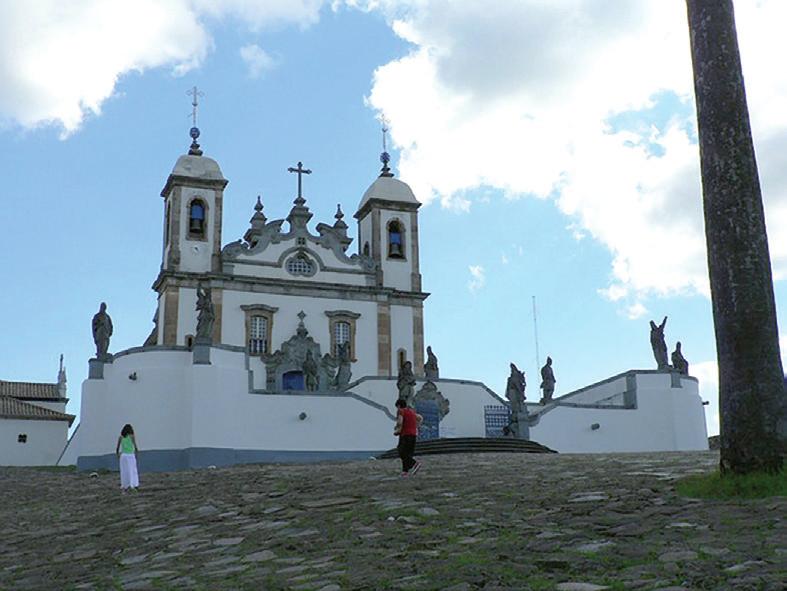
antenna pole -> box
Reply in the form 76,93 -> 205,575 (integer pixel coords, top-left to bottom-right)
532,295 -> 541,377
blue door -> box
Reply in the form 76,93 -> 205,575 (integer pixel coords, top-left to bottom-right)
416,400 -> 439,441
282,371 -> 305,391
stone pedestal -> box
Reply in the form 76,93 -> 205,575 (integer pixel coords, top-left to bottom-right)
88,358 -> 105,379
193,344 -> 211,365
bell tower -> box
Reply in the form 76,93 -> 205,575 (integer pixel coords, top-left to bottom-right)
154,88 -> 228,346
160,89 -> 228,274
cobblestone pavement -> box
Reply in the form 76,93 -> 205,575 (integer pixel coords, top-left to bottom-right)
0,451 -> 784,590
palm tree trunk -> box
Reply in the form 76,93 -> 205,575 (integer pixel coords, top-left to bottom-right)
686,0 -> 786,473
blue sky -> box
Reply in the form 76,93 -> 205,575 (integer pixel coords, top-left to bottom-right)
2,1 -> 787,438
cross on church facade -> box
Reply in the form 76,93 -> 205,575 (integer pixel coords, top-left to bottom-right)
287,161 -> 312,201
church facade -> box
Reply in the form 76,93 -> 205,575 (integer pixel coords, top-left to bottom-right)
57,127 -> 708,471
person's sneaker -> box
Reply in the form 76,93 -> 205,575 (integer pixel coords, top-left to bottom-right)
411,461 -> 422,475
401,471 -> 409,478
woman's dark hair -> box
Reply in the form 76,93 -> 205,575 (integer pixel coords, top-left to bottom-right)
121,424 -> 134,437
395,399 -> 407,408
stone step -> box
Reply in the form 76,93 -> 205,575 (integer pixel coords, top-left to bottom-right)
376,437 -> 557,459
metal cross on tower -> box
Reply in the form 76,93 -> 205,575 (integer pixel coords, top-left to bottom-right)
379,113 -> 393,177
187,86 -> 204,128
287,161 -> 312,202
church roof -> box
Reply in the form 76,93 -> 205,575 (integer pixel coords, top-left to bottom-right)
0,380 -> 63,401
170,154 -> 225,181
0,396 -> 74,425
355,175 -> 420,218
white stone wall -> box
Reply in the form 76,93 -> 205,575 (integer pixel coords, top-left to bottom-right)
178,188 -> 216,273
177,287 -> 198,345
357,215 -> 372,257
528,372 -> 709,453
379,210 -> 413,291
0,419 -> 68,466
347,378 -> 503,439
64,348 -> 395,464
389,305 -> 415,367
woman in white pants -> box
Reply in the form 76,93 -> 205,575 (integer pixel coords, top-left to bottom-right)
115,424 -> 139,491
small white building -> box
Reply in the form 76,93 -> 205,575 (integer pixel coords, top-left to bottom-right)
58,127 -> 708,471
1,360 -> 74,466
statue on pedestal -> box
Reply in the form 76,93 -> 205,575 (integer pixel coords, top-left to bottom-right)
195,286 -> 215,343
397,361 -> 416,405
424,346 -> 440,380
649,316 -> 669,370
91,302 -> 113,361
539,356 -> 556,403
671,341 -> 689,375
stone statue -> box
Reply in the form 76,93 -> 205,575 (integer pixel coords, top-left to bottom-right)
671,341 -> 689,375
303,349 -> 319,391
195,286 -> 215,343
333,342 -> 352,390
397,361 -> 417,405
424,345 -> 439,380
92,302 -> 113,361
539,356 -> 556,403
649,316 -> 669,370
505,363 -> 526,416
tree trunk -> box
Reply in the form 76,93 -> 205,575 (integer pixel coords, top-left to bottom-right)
686,0 -> 786,474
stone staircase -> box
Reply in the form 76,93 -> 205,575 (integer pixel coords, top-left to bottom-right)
376,437 -> 557,459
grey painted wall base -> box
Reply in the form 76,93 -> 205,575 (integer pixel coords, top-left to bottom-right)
77,447 -> 382,472
193,345 -> 211,365
88,359 -> 105,379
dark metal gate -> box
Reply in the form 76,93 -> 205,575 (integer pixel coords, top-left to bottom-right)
416,399 -> 440,441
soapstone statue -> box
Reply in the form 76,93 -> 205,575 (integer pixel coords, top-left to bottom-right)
671,341 -> 689,376
649,316 -> 669,370
424,346 -> 440,380
397,360 -> 417,405
505,363 -> 526,415
195,285 -> 215,343
539,356 -> 556,403
91,302 -> 113,361
333,342 -> 352,390
304,349 -> 319,391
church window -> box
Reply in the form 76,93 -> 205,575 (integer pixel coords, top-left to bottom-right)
189,199 -> 206,238
18,434 -> 27,443
363,242 -> 370,256
249,315 -> 268,354
387,220 -> 405,259
286,254 -> 315,276
333,321 -> 351,357
241,304 -> 278,356
326,310 -> 360,362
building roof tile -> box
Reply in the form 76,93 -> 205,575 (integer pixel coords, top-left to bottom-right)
0,380 -> 63,401
0,396 -> 75,425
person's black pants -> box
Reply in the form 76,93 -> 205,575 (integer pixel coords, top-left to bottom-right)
398,435 -> 417,472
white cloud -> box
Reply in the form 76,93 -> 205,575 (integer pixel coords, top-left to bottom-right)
625,302 -> 648,320
240,44 -> 277,78
467,265 -> 485,293
692,360 -> 719,437
364,0 -> 787,305
0,1 -> 325,135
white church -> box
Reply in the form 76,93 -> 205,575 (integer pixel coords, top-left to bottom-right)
52,122 -> 708,471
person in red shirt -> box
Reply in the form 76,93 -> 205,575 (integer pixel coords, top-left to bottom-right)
394,398 -> 423,477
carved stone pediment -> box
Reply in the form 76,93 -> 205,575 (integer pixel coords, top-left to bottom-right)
262,313 -> 349,391
414,381 -> 450,419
